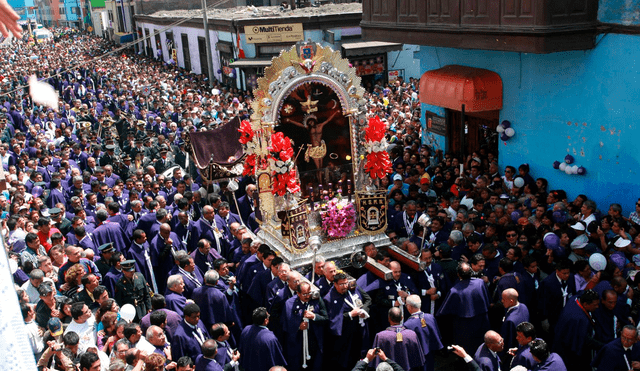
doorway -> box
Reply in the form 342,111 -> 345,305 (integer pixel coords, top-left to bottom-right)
446,109 -> 499,160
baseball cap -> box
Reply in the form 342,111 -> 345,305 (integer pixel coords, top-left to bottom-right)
393,174 -> 403,182
48,317 -> 63,337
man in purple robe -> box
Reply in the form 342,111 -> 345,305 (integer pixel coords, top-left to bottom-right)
372,307 -> 424,371
171,303 -> 210,362
247,257 -> 281,309
140,295 -> 183,342
324,272 -> 372,371
150,223 -> 185,293
281,281 -> 328,371
195,338 -> 241,371
404,295 -> 443,371
501,288 -> 530,350
553,289 -> 602,371
238,307 -> 287,371
530,339 -> 567,371
264,262 -> 290,311
92,210 -> 131,253
373,261 -> 417,329
508,322 -> 537,370
127,229 -> 157,292
474,330 -> 504,371
436,262 -> 490,353
173,254 -> 204,300
192,270 -> 235,330
315,260 -> 337,298
413,249 -> 449,315
165,275 -> 188,318
592,325 -> 640,371
190,239 -> 221,274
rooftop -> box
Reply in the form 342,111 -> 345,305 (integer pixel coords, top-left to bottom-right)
147,3 -> 362,21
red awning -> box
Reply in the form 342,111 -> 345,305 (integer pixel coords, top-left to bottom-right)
419,65 -> 503,113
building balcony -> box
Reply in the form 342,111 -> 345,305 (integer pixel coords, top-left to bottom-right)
361,0 -> 599,53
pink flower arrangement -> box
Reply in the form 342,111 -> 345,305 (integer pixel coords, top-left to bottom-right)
321,198 -> 356,238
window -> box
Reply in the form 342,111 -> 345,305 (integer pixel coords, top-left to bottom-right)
181,34 -> 191,72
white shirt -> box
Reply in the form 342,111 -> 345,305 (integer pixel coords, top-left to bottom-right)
65,316 -> 96,352
134,337 -> 156,354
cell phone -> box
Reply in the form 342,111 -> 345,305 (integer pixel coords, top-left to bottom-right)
447,346 -> 454,352
374,347 -> 381,355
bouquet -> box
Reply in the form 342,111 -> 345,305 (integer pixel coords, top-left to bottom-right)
321,198 -> 356,238
363,116 -> 392,179
238,120 -> 257,176
269,132 -> 300,196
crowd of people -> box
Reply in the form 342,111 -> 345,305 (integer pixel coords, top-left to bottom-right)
1,17 -> 639,371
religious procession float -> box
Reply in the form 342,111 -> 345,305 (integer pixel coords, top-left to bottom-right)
187,42 -> 427,279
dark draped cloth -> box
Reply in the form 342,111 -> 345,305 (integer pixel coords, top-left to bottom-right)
371,325 -> 424,371
436,278 -> 490,353
404,311 -> 443,371
187,116 -> 244,170
238,325 -> 287,371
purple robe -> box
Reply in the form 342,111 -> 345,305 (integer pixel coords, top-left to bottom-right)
501,303 -> 530,349
533,353 -> 568,371
511,342 -> 537,370
592,338 -> 640,371
190,248 -> 221,275
238,325 -> 287,371
324,286 -> 372,368
165,291 -> 187,318
171,320 -> 210,362
247,269 -> 276,307
140,308 -> 182,342
404,311 -> 443,371
194,355 -> 223,371
281,296 -> 328,371
553,297 -> 596,370
192,284 -> 234,329
371,325 -> 425,371
92,221 -> 131,253
436,278 -> 490,353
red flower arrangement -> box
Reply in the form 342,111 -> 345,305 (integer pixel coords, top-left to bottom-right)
363,116 -> 392,179
269,132 -> 300,196
238,120 -> 257,176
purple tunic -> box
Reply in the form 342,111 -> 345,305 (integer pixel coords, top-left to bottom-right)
371,325 -> 425,371
404,311 -> 443,371
238,325 -> 287,371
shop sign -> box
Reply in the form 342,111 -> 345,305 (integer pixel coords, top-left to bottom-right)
244,23 -> 304,44
426,113 -> 446,136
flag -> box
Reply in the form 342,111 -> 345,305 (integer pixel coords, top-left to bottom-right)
236,32 -> 245,59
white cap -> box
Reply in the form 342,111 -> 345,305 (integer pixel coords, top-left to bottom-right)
393,174 -> 403,181
614,238 -> 631,248
571,222 -> 586,231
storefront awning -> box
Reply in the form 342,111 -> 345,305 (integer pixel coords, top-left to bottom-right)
228,59 -> 273,68
341,41 -> 402,57
419,65 -> 502,113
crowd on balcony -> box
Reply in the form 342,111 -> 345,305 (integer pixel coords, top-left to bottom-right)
0,11 -> 638,371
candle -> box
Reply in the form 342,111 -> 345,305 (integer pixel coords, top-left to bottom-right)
346,179 -> 352,193
328,182 -> 332,190
309,187 -> 314,200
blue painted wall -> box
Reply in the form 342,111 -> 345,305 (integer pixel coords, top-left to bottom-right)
8,0 -> 36,21
416,32 -> 640,212
598,0 -> 640,25
65,0 -> 80,22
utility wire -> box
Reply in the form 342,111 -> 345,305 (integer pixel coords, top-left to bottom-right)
0,0 -> 232,98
